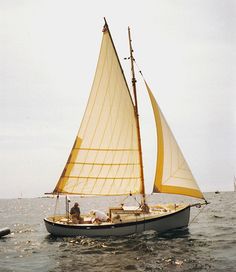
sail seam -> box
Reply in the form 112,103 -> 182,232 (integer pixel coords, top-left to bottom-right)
64,176 -> 141,180
163,157 -> 185,185
68,162 -> 139,166
163,175 -> 197,184
73,148 -> 139,151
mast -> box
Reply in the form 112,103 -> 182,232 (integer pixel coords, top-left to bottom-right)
128,27 -> 146,203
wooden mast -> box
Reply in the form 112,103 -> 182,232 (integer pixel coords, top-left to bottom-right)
128,27 -> 146,205
103,19 -> 146,205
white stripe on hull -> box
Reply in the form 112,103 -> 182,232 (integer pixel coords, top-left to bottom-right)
44,206 -> 190,237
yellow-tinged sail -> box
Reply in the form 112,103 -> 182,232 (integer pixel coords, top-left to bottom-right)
145,82 -> 204,199
53,25 -> 143,196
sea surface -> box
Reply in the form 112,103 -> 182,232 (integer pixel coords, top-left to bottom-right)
0,192 -> 235,272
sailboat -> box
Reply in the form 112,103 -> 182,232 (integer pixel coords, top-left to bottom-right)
44,19 -> 207,237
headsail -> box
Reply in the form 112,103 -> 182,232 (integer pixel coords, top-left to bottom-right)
145,82 -> 204,199
53,25 -> 143,195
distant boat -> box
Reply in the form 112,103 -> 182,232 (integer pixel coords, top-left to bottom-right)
44,19 -> 208,237
18,192 -> 23,199
215,191 -> 220,194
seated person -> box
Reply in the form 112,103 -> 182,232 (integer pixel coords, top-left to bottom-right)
70,202 -> 81,223
90,209 -> 110,223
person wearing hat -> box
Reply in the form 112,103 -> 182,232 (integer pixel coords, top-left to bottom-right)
70,202 -> 81,223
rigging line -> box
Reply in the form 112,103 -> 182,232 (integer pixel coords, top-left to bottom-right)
189,204 -> 208,226
121,194 -> 131,205
110,195 -> 128,211
120,194 -> 142,207
133,60 -> 146,81
119,194 -> 142,207
133,195 -> 143,207
128,28 -> 145,199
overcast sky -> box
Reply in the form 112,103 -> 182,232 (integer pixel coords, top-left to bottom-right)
1,0 -> 235,198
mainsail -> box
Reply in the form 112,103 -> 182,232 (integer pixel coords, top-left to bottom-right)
145,82 -> 204,199
53,26 -> 143,195
53,22 -> 204,200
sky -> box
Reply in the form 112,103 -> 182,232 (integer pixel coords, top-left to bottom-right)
0,0 -> 236,198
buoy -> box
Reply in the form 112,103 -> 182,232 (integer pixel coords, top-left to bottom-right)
0,228 -> 11,237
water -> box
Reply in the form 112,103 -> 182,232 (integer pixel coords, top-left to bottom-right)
0,192 -> 235,272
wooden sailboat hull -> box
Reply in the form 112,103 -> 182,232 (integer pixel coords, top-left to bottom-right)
44,205 -> 190,237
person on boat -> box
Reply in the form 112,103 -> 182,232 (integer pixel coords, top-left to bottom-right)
90,210 -> 110,223
70,202 -> 81,223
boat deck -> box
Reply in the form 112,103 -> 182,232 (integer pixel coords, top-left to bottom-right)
47,203 -> 189,226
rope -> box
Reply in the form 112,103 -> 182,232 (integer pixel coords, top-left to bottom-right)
120,194 -> 142,208
133,60 -> 143,77
189,204 -> 207,225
